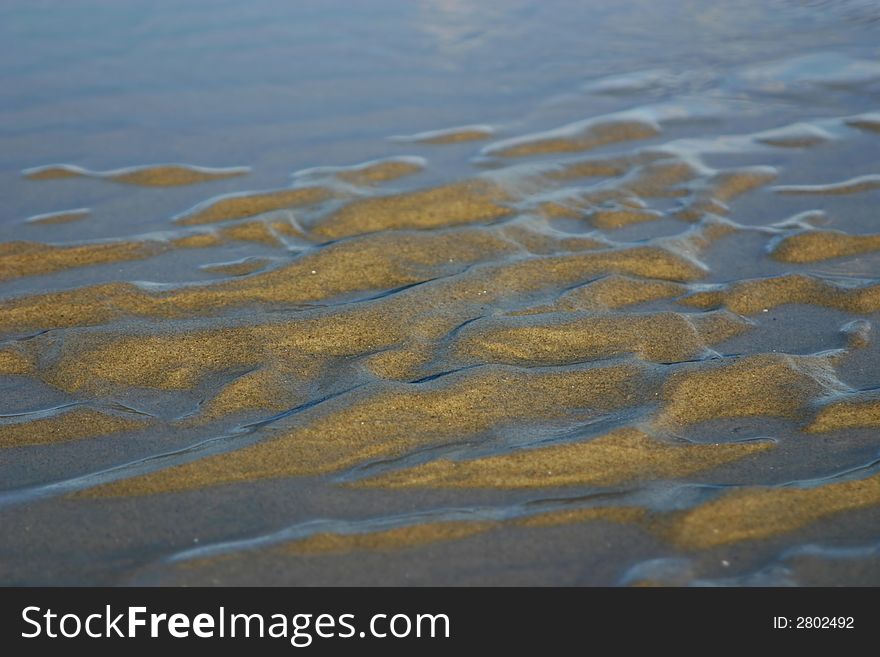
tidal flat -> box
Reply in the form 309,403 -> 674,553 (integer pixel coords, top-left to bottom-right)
1,0 -> 880,585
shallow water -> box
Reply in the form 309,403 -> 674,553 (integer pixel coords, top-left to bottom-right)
2,0 -> 880,585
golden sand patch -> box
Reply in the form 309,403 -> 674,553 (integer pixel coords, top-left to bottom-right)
485,118 -> 660,158
470,246 -> 706,292
0,228 -> 514,333
806,392 -> 880,433
549,153 -> 657,181
452,310 -> 748,365
34,244 -> 702,397
0,347 -> 33,376
0,240 -> 158,281
169,233 -> 223,249
538,198 -> 663,227
360,345 -> 435,381
0,219 -> 295,283
158,228 -> 515,315
665,474 -> 880,549
217,220 -> 283,246
673,166 -> 778,221
654,353 -> 844,428
589,207 -> 664,229
0,228 -> 703,337
81,361 -> 653,496
397,125 -> 495,145
174,186 -> 331,225
771,230 -> 880,263
357,428 -> 771,489
516,506 -> 647,528
497,221 -> 607,254
311,180 -> 513,239
196,364 -> 324,422
0,283 -> 145,333
269,218 -> 306,239
0,408 -> 147,448
44,327 -> 297,393
513,275 -> 686,315
845,114 -> 880,133
534,157 -> 702,223
704,167 -> 779,202
681,274 -> 880,315
23,163 -> 248,186
567,274 -> 686,309
621,159 -> 703,198
333,158 -> 425,185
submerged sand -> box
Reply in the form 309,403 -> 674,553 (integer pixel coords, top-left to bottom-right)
4,32 -> 880,586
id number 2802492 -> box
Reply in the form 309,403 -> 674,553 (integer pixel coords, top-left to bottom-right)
773,617 -> 854,630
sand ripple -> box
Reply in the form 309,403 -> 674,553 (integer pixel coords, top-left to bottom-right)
5,76 -> 880,586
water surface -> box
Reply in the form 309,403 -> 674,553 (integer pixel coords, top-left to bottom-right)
1,0 -> 880,585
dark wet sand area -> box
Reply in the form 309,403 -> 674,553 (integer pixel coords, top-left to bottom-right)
2,0 -> 880,585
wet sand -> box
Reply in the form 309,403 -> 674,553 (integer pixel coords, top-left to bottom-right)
2,0 -> 880,586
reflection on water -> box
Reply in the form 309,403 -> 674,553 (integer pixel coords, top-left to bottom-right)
1,0 -> 879,585
415,0 -> 524,58
784,0 -> 880,26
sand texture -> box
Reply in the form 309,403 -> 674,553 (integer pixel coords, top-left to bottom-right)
4,7 -> 880,585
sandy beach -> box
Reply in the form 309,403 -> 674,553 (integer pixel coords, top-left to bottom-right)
1,0 -> 880,586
